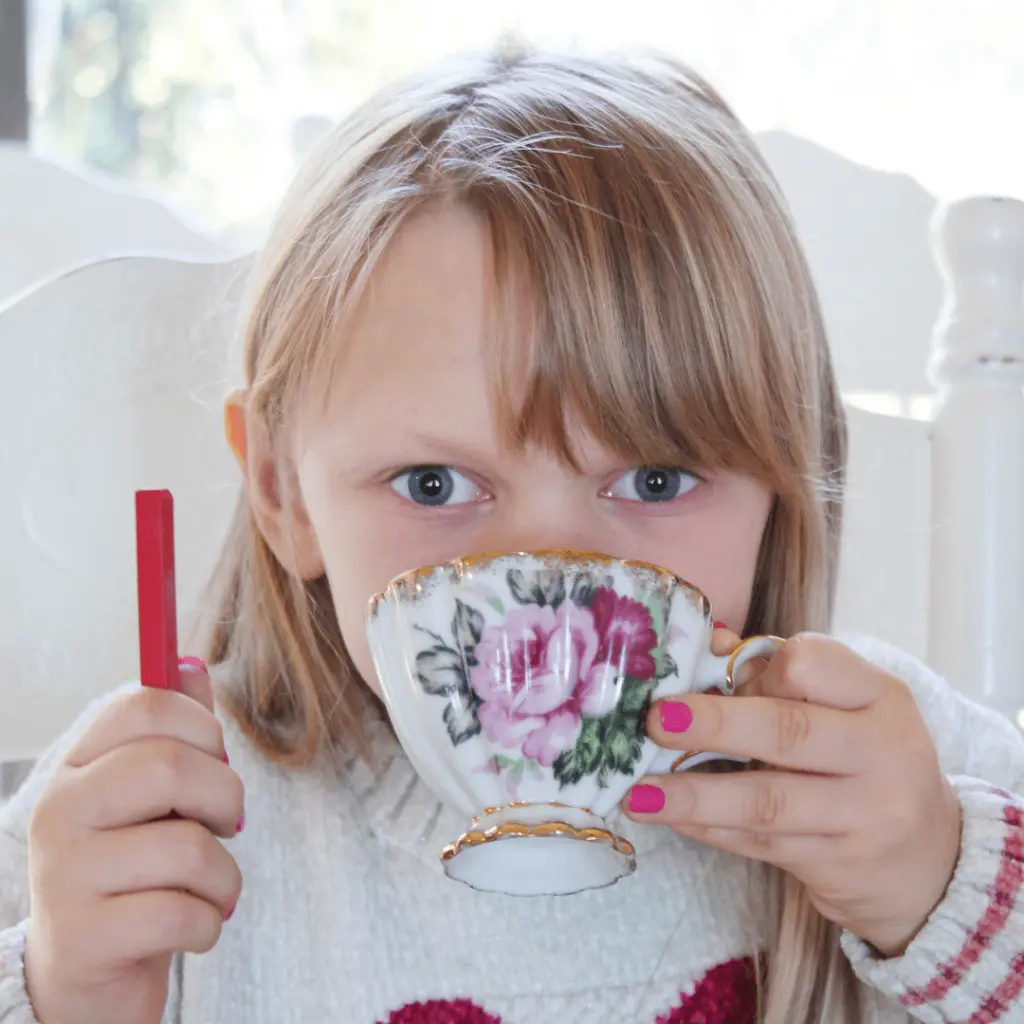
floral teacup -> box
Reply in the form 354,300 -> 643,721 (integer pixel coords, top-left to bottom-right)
366,550 -> 780,896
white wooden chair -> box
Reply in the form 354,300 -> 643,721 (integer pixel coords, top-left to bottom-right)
758,131 -> 942,399
0,144 -> 230,306
0,140 -> 1021,768
0,255 -> 249,762
760,133 -> 1024,721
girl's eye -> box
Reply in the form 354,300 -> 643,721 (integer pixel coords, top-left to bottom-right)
390,466 -> 484,507
605,467 -> 698,503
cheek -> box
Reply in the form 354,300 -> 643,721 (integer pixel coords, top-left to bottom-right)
330,581 -> 382,700
296,468 -> 410,701
324,529 -> 421,702
643,486 -> 771,628
687,526 -> 764,625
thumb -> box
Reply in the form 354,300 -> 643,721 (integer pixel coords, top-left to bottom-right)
176,656 -> 215,712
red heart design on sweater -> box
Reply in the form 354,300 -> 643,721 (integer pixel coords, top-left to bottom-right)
380,955 -> 762,1024
656,956 -> 762,1023
380,999 -> 501,1024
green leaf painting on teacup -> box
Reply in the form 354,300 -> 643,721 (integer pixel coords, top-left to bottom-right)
414,600 -> 486,746
506,567 -> 567,608
413,568 -> 682,794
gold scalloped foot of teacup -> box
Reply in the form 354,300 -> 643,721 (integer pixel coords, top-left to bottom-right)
441,819 -> 637,859
440,806 -> 636,896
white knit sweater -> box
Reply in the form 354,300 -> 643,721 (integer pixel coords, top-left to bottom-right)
1,636 -> 1023,1024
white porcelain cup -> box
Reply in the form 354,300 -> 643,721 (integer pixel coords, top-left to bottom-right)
366,550 -> 781,896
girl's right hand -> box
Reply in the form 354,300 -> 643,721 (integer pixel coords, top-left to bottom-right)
23,660 -> 244,1024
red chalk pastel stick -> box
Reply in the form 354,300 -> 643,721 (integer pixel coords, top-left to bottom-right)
135,490 -> 180,691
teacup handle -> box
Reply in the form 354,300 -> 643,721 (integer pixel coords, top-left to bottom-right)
648,634 -> 786,775
695,634 -> 784,695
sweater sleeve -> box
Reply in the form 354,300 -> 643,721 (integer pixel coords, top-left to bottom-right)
0,715 -> 75,1024
0,923 -> 33,1024
839,636 -> 1024,1023
0,685 -> 182,1024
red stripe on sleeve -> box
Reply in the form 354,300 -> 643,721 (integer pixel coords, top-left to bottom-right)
902,805 -> 1023,1008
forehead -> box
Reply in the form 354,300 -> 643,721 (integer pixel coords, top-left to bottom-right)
355,203 -> 492,372
318,204 -> 495,435
342,206 -> 489,395
304,202 -> 619,471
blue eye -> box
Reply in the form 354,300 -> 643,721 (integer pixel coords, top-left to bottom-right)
390,466 -> 484,507
606,467 -> 697,503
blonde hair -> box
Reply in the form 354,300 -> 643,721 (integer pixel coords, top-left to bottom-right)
204,43 -> 853,1024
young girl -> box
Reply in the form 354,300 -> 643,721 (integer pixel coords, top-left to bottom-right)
2,43 -> 1022,1024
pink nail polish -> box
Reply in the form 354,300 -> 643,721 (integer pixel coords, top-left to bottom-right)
628,784 -> 666,814
225,902 -> 236,921
661,700 -> 693,733
178,656 -> 208,674
221,751 -> 231,766
713,620 -> 727,630
235,812 -> 245,835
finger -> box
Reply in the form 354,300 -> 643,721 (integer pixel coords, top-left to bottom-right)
649,692 -> 873,773
65,685 -> 225,768
176,657 -> 215,713
753,634 -> 890,710
100,889 -> 227,960
624,772 -> 858,834
88,818 -> 242,918
667,823 -> 835,869
68,739 -> 244,837
710,624 -> 742,656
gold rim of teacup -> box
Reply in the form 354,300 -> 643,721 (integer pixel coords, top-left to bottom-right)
440,819 -> 637,863
368,549 -> 712,618
469,800 -> 595,825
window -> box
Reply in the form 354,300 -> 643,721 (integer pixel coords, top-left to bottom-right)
28,1 -> 1024,244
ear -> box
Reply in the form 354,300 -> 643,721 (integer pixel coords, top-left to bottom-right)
224,391 -> 325,581
224,390 -> 248,466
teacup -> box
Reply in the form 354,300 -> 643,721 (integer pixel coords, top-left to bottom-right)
366,550 -> 780,896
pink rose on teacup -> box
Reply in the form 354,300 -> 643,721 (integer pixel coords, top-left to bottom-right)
589,587 -> 660,682
470,588 -> 658,766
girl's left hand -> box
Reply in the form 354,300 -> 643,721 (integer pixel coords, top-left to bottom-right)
623,632 -> 962,957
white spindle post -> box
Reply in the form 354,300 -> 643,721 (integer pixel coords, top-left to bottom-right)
928,197 -> 1024,725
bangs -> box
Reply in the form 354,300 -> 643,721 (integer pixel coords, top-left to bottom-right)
456,130 -> 817,498
265,49 -> 832,506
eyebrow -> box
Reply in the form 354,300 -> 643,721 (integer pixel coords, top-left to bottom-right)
386,430 -> 502,466
403,429 -> 619,479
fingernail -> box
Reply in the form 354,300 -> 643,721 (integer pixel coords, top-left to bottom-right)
628,784 -> 666,814
225,902 -> 236,921
235,812 -> 245,834
178,656 -> 208,674
660,700 -> 693,733
221,751 -> 231,766
713,620 -> 727,630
